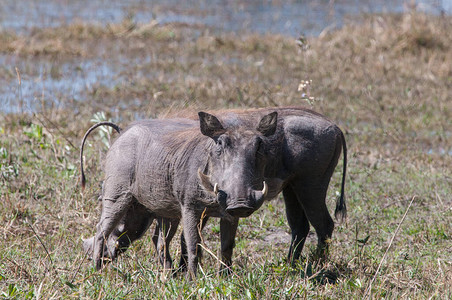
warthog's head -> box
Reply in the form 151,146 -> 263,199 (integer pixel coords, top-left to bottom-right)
198,111 -> 277,218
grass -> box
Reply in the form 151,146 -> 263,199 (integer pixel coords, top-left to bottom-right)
1,11 -> 451,299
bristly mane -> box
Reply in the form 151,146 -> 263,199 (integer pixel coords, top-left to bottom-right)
162,106 -> 322,121
162,126 -> 214,173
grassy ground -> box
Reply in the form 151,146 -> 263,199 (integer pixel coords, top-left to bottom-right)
1,12 -> 451,299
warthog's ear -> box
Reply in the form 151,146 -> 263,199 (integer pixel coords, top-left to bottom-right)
198,112 -> 226,138
257,112 -> 278,136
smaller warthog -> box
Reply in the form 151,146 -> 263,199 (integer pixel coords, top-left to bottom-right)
81,107 -> 347,277
81,111 -> 280,277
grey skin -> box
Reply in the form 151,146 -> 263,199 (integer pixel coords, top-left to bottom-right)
81,111 -> 277,277
81,107 -> 347,276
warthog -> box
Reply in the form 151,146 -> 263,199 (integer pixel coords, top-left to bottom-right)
81,107 -> 347,277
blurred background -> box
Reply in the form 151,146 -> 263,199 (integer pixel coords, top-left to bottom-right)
2,0 -> 451,36
1,0 -> 451,114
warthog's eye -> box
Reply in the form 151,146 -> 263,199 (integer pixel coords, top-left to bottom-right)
256,138 -> 264,157
215,137 -> 225,156
255,138 -> 266,171
215,145 -> 222,156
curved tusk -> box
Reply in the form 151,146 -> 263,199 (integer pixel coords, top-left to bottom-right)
262,181 -> 268,197
213,183 -> 219,195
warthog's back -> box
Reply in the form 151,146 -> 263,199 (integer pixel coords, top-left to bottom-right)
104,117 -> 213,218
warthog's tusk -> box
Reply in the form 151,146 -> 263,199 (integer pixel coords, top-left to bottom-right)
213,183 -> 219,195
262,181 -> 268,197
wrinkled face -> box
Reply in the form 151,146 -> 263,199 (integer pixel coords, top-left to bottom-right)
198,111 -> 277,217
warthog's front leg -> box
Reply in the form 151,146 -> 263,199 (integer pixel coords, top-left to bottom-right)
178,216 -> 209,273
219,217 -> 239,274
181,207 -> 203,278
178,216 -> 238,275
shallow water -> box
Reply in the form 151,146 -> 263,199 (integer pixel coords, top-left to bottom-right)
1,0 -> 451,36
1,0 -> 452,116
0,55 -> 121,114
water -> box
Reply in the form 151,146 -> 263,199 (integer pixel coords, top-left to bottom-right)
0,55 -> 120,114
1,0 -> 451,115
1,0 -> 451,36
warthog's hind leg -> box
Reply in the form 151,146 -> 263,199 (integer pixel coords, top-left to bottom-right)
283,185 -> 310,264
292,181 -> 334,260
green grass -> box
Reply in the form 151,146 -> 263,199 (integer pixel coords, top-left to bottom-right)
1,11 -> 451,299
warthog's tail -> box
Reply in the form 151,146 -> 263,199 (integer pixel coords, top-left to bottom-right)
334,130 -> 347,222
80,122 -> 122,190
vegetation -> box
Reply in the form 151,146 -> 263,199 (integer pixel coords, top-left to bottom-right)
0,11 -> 451,299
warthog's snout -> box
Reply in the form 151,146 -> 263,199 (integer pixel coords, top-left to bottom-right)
198,169 -> 269,217
225,201 -> 255,217
224,182 -> 268,217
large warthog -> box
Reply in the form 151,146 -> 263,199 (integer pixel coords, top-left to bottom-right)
80,107 -> 347,277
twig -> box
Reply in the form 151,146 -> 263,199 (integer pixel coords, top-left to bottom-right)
197,243 -> 234,275
364,195 -> 416,299
197,209 -> 235,275
15,67 -> 23,113
27,219 -> 54,266
70,252 -> 89,284
34,112 -> 77,150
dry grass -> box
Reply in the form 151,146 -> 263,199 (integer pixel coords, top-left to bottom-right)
0,12 -> 451,299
